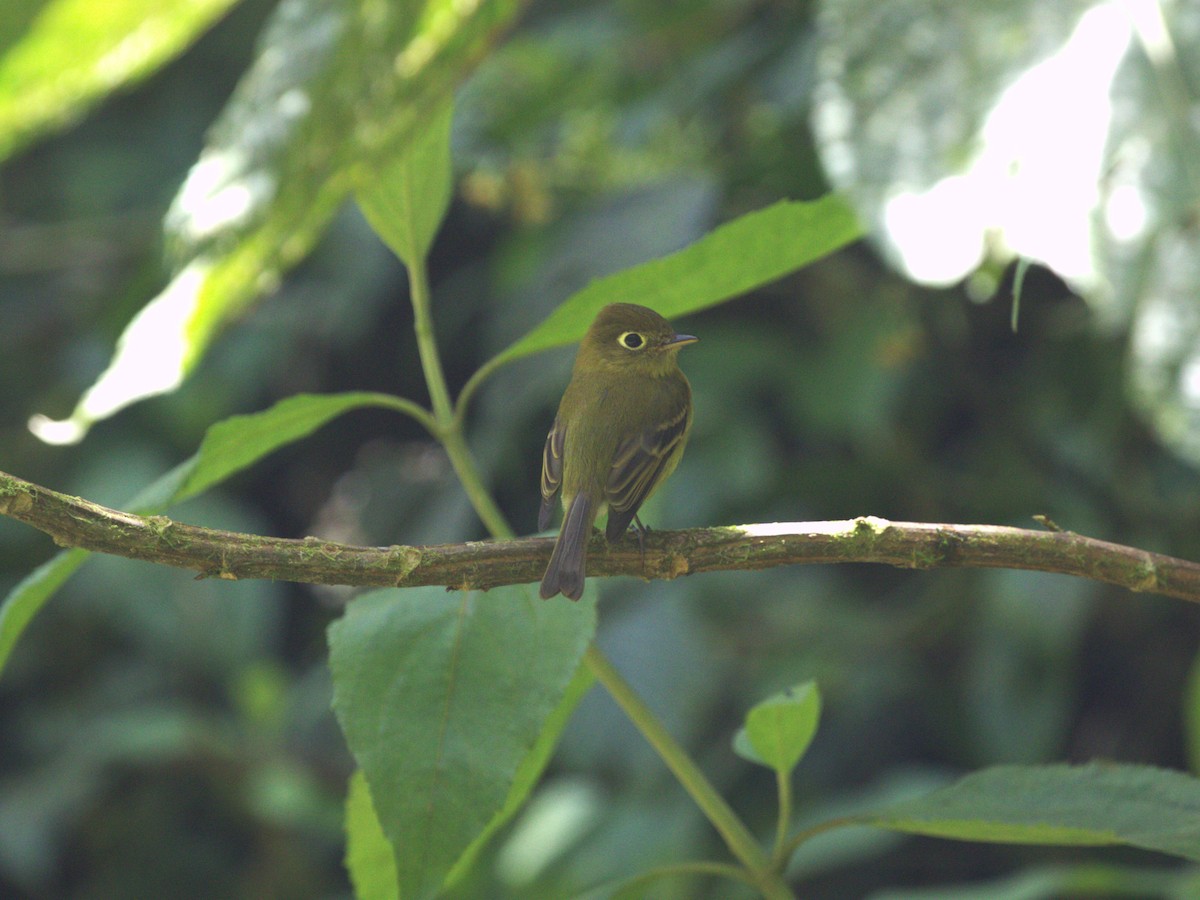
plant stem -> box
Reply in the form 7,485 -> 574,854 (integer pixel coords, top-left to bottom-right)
779,816 -> 859,863
453,352 -> 508,429
374,393 -> 440,436
408,254 -> 512,538
408,247 -> 454,425
584,645 -> 794,900
772,766 -> 794,867
440,426 -> 512,539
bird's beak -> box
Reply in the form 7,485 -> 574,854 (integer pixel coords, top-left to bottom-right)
667,333 -> 699,347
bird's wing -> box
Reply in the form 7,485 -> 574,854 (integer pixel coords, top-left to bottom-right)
538,417 -> 565,530
604,401 -> 690,540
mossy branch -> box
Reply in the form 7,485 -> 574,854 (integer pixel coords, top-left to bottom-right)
2,469 -> 1198,601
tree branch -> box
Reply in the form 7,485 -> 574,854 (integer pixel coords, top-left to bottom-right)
2,469 -> 1199,602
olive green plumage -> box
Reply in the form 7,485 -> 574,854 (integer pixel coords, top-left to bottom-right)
539,303 -> 696,600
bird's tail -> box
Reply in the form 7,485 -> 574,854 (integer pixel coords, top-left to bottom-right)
539,494 -> 594,600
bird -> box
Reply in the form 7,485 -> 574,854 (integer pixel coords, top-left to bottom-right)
538,302 -> 697,600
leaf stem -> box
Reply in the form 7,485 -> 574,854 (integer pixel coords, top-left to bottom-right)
772,766 -> 794,867
407,254 -> 513,538
779,816 -> 859,863
584,644 -> 794,900
440,426 -> 513,539
373,393 -> 440,436
408,250 -> 455,426
453,352 -> 507,429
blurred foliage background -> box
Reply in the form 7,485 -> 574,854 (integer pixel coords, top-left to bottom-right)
2,0 -> 1200,897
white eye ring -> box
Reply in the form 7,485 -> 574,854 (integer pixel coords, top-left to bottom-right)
618,331 -> 646,350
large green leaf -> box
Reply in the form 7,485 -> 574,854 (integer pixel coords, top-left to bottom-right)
860,763 -> 1200,862
345,769 -> 400,900
329,585 -> 596,899
30,0 -> 526,445
868,864 -> 1191,900
1185,653 -> 1200,776
489,194 -> 861,367
446,656 -> 595,886
0,0 -> 239,162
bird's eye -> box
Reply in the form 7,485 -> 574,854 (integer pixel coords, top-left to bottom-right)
618,331 -> 645,350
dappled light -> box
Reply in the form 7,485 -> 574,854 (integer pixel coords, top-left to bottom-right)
818,1 -> 1132,289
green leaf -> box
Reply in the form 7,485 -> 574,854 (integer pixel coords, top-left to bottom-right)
0,455 -> 195,679
1185,653 -> 1200,776
733,681 -> 821,773
446,656 -> 595,886
2,392 -> 405,679
345,769 -> 400,900
175,391 -> 407,502
29,0 -> 526,444
357,101 -> 455,268
0,548 -> 89,677
329,585 -> 595,899
0,0 -> 240,162
860,763 -> 1200,862
0,454 -> 195,678
864,863 -> 1190,900
492,195 -> 861,366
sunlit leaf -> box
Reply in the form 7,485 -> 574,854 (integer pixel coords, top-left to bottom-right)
329,585 -> 595,899
493,194 -> 861,366
345,769 -> 400,900
0,0 -> 240,162
811,0 -> 1118,287
811,0 -> 1200,461
30,0 -> 526,444
860,763 -> 1200,862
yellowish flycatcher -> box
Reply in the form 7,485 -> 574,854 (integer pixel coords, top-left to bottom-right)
539,303 -> 696,600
